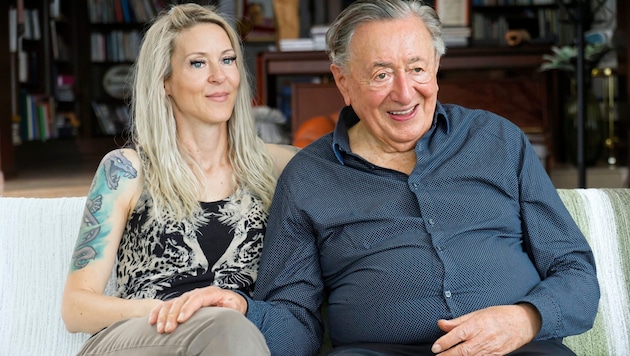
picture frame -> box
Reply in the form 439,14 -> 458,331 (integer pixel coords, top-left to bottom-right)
241,0 -> 277,42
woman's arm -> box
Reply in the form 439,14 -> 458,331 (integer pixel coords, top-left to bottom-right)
61,148 -> 162,334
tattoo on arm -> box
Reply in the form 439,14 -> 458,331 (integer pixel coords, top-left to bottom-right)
72,195 -> 103,270
70,150 -> 138,270
104,150 -> 138,190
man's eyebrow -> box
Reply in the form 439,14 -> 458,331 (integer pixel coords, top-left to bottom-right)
372,56 -> 423,69
372,61 -> 394,69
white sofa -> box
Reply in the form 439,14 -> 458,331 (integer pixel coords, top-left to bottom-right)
1,190 -> 629,355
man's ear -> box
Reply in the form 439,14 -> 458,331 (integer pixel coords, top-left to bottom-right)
330,64 -> 352,107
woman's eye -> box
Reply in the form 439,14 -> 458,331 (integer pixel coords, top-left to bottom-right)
222,56 -> 237,65
190,60 -> 205,69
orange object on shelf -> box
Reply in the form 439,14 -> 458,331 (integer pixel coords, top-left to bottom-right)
293,113 -> 338,148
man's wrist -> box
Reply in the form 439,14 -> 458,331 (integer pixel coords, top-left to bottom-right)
516,302 -> 542,338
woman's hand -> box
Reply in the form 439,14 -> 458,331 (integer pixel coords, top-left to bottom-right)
148,286 -> 247,333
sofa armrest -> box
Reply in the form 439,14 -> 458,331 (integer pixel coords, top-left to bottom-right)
558,189 -> 630,355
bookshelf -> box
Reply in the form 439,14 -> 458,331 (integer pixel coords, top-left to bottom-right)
50,0 -> 84,139
0,0 -> 107,178
2,0 -> 63,177
13,0 -> 53,144
86,0 -> 154,137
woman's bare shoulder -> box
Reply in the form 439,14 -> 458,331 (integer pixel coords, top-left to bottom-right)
265,143 -> 300,173
93,148 -> 144,201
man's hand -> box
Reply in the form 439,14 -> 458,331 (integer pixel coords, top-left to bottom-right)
431,304 -> 541,355
148,286 -> 247,333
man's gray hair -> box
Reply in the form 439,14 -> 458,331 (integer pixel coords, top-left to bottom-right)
325,0 -> 445,70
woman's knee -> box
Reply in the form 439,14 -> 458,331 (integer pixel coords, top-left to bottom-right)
193,307 -> 258,333
187,307 -> 269,355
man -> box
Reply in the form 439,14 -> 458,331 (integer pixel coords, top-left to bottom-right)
151,1 -> 599,355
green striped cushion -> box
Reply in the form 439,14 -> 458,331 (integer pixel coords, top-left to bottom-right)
558,189 -> 630,355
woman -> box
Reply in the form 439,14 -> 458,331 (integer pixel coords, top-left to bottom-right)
61,4 -> 295,355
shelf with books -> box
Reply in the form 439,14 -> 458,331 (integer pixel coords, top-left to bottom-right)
13,0 -> 53,144
49,0 -> 85,140
84,0 -> 173,138
470,2 -> 573,47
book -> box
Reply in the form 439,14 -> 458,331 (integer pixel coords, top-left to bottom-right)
31,9 -> 41,40
9,7 -> 17,53
50,20 -> 58,59
23,9 -> 32,39
435,0 -> 470,27
50,0 -> 60,19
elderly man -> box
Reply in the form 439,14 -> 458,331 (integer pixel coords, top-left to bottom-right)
152,1 -> 599,355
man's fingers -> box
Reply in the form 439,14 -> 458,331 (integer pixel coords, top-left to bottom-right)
432,319 -> 478,354
436,319 -> 457,332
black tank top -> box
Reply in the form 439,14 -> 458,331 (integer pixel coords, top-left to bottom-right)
115,187 -> 267,300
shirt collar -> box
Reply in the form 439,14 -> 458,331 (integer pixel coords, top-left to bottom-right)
331,102 -> 450,165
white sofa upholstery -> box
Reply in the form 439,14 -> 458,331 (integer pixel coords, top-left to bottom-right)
1,190 -> 629,355
1,197 -> 91,354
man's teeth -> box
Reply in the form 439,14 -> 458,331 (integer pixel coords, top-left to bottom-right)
390,107 -> 414,115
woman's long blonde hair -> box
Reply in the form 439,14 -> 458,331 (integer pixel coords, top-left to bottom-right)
129,3 -> 276,224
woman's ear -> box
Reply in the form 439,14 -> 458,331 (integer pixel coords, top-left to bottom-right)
330,64 -> 352,107
164,79 -> 171,96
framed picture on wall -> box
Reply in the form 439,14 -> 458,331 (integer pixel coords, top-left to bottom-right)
240,0 -> 276,42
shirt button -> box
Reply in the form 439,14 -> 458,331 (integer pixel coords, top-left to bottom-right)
428,218 -> 435,226
444,291 -> 452,298
411,183 -> 419,189
436,245 -> 444,252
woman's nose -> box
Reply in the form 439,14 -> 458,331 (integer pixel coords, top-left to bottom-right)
208,65 -> 226,83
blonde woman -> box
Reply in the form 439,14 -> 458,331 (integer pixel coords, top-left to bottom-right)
61,4 -> 295,355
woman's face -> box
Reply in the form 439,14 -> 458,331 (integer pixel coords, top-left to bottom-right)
165,23 -> 240,129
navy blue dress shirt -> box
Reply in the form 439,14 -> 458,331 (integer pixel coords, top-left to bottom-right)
246,103 -> 599,356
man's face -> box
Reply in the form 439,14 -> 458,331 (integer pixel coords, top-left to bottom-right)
332,15 -> 440,152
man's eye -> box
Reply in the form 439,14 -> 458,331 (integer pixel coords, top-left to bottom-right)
376,73 -> 388,80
